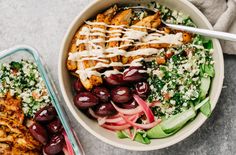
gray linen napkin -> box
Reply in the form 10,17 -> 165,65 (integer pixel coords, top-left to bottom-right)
190,0 -> 236,54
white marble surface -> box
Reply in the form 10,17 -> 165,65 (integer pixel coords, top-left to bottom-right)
1,0 -> 236,155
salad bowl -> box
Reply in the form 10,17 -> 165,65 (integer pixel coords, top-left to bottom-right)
58,0 -> 224,151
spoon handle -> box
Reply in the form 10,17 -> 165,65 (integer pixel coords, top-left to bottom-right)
165,23 -> 236,42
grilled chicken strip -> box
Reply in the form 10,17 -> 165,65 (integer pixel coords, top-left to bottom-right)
121,12 -> 162,64
68,5 -> 118,90
84,5 -> 118,89
107,9 -> 133,69
122,12 -> 192,64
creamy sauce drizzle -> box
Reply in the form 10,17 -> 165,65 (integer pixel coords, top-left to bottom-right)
70,21 -> 183,80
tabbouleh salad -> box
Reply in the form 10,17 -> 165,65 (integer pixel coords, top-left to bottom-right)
0,60 -> 51,117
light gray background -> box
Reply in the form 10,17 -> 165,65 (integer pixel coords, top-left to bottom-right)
0,0 -> 236,155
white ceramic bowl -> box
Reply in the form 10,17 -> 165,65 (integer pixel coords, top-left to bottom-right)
58,0 -> 224,151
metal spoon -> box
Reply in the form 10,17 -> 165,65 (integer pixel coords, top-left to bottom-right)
123,6 -> 236,41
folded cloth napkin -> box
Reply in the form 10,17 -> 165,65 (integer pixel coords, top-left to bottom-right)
189,0 -> 236,55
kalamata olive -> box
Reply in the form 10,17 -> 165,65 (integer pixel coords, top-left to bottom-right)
111,86 -> 132,103
135,82 -> 150,99
92,87 -> 110,102
94,102 -> 117,117
74,92 -> 99,109
73,79 -> 84,92
47,118 -> 63,133
34,106 -> 57,122
29,123 -> 48,145
119,100 -> 138,109
104,74 -> 125,86
123,66 -> 148,82
43,134 -> 65,155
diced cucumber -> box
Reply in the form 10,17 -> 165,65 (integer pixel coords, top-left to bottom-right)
200,77 -> 211,99
159,108 -> 196,133
147,97 -> 210,139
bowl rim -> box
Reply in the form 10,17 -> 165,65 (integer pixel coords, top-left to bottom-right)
58,0 -> 224,151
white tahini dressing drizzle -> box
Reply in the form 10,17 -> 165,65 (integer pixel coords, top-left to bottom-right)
69,21 -> 183,80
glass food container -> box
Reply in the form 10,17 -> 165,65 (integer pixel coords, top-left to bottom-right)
0,45 -> 84,155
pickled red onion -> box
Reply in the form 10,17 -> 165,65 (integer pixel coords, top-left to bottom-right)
125,128 -> 132,138
89,108 -> 128,125
100,114 -> 139,131
111,114 -> 139,126
111,101 -> 143,115
133,94 -> 155,123
62,131 -> 75,155
131,127 -> 137,140
101,123 -> 131,131
120,114 -> 161,129
125,127 -> 137,140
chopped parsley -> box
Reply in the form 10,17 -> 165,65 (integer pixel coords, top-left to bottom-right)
145,2 -> 214,118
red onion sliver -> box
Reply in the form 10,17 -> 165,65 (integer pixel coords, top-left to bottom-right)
101,123 -> 131,131
111,101 -> 143,115
62,131 -> 75,155
113,114 -> 139,125
89,108 -> 124,125
125,128 -> 132,139
131,127 -> 137,140
120,114 -> 161,129
133,94 -> 155,123
97,117 -> 107,125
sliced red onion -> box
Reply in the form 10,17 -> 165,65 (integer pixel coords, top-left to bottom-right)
112,114 -> 139,126
125,128 -> 132,139
89,108 -> 125,125
97,117 -> 107,125
124,128 -> 137,141
120,114 -> 161,129
100,114 -> 139,131
101,123 -> 131,131
133,94 -> 155,123
111,101 -> 143,115
62,147 -> 69,155
62,131 -> 75,155
131,127 -> 137,140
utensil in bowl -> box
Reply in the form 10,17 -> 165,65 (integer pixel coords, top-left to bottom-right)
123,6 -> 236,41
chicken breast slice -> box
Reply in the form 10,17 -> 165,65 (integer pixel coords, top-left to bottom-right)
121,12 -> 162,64
107,9 -> 133,69
85,5 -> 118,88
68,5 -> 117,90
